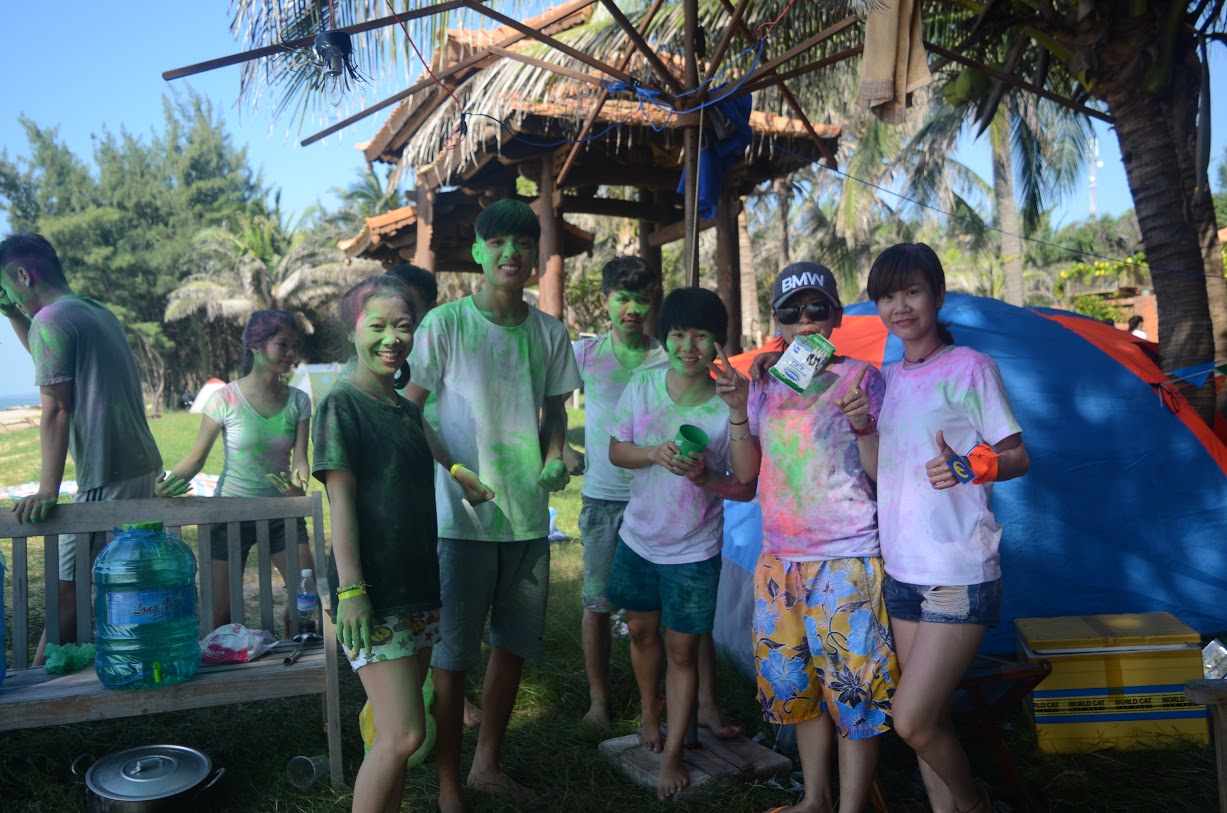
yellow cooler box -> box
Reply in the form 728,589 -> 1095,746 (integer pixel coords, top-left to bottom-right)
1015,612 -> 1209,754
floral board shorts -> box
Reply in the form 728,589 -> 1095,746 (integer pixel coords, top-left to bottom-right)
753,553 -> 899,738
344,609 -> 441,672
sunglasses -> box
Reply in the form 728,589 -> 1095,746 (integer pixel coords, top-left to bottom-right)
775,301 -> 832,325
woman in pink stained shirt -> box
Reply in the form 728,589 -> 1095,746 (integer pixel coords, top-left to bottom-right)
867,243 -> 1030,813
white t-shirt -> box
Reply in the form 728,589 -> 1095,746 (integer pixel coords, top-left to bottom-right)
574,333 -> 669,501
877,346 -> 1022,585
410,296 -> 581,542
608,369 -> 731,564
204,382 -> 311,498
749,357 -> 883,561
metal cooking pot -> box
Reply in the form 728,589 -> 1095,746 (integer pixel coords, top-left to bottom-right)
72,745 -> 224,813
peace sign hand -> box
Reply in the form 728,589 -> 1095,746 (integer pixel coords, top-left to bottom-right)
833,365 -> 871,431
703,343 -> 750,415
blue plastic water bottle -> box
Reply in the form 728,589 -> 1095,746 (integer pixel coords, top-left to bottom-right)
94,522 -> 200,690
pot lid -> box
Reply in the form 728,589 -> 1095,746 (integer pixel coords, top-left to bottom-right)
86,745 -> 211,801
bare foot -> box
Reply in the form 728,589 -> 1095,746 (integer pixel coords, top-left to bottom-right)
582,700 -> 610,727
656,752 -> 690,800
639,695 -> 665,752
698,703 -> 744,739
761,797 -> 833,813
438,777 -> 466,813
467,768 -> 537,803
463,696 -> 481,728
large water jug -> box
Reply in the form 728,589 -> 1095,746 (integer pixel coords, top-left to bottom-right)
1,549 -> 7,687
94,522 -> 199,690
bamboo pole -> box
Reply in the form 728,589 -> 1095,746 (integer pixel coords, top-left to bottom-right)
162,0 -> 471,80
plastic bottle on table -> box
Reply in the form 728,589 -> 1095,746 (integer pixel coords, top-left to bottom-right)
296,569 -> 319,638
94,522 -> 199,690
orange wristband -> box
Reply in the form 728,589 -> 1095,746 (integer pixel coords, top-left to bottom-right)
967,444 -> 999,484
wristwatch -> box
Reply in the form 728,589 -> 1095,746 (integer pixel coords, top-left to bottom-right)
851,414 -> 877,437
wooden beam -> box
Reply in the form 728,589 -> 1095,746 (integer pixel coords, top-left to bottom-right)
463,0 -> 646,94
924,41 -> 1114,124
563,163 -> 681,189
413,185 -> 435,272
301,0 -> 597,147
740,16 -> 858,87
559,196 -> 677,222
738,45 -> 864,96
597,0 -> 685,93
715,192 -> 743,355
487,46 -> 607,88
702,0 -> 753,86
649,216 -> 715,249
556,0 -> 666,188
682,0 -> 701,288
162,0 -> 471,80
538,153 -> 565,320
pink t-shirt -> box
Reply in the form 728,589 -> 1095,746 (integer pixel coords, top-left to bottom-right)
608,369 -> 730,564
877,346 -> 1022,585
748,357 -> 883,561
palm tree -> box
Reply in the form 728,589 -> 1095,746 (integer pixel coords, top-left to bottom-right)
329,167 -> 404,233
920,1 -> 1226,420
165,211 -> 382,334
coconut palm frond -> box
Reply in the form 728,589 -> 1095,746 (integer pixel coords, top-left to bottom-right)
164,279 -> 236,321
228,1 -> 538,125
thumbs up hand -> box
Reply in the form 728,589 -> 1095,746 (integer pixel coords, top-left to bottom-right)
924,430 -> 962,490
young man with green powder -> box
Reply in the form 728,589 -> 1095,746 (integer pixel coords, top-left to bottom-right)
404,199 -> 580,810
568,255 -> 669,726
0,233 -> 162,665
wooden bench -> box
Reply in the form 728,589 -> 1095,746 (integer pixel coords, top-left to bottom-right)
0,494 -> 342,788
1186,679 -> 1227,813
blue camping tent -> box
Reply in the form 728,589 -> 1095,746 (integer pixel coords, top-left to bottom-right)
714,293 -> 1227,671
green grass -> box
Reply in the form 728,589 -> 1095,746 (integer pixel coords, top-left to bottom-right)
0,409 -> 1219,812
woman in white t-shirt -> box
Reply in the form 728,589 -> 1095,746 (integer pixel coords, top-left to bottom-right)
157,310 -> 315,632
867,244 -> 1030,813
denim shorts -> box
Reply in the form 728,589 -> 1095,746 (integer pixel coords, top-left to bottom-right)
883,575 -> 1001,626
605,539 -> 721,635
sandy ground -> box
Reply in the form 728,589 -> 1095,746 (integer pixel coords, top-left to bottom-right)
0,405 -> 40,433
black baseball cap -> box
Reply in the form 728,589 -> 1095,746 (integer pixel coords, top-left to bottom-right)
771,262 -> 842,309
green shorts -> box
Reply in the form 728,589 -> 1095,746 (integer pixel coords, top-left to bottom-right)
604,539 -> 721,635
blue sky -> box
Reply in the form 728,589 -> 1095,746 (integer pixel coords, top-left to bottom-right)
1,2 -> 1225,398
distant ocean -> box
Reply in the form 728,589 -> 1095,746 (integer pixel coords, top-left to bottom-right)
0,393 -> 39,410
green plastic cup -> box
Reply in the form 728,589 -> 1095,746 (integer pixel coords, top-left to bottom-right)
673,424 -> 709,474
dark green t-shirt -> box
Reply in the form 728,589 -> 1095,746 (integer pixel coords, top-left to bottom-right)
312,382 -> 439,617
